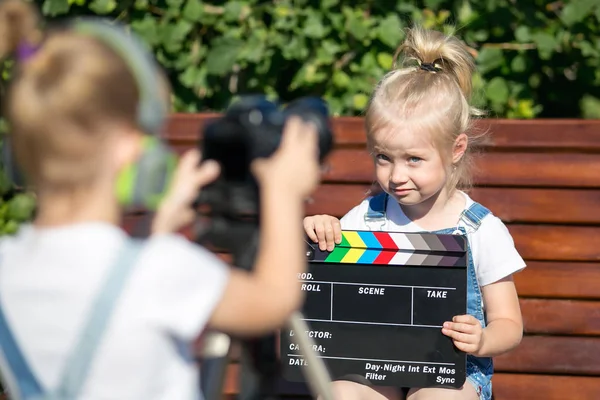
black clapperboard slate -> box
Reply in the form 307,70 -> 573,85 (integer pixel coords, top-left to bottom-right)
279,230 -> 468,389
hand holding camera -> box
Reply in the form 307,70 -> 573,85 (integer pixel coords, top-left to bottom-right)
251,116 -> 321,200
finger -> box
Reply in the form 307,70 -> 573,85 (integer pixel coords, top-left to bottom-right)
195,159 -> 221,187
333,219 -> 342,244
441,328 -> 475,344
250,158 -> 267,177
452,340 -> 475,353
314,222 -> 329,251
280,117 -> 304,148
452,314 -> 477,324
443,321 -> 475,334
303,219 -> 319,243
324,224 -> 336,251
176,149 -> 201,176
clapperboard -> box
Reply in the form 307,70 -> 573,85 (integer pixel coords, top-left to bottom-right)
280,230 -> 468,389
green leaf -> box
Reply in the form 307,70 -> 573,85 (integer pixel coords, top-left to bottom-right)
320,0 -> 339,9
581,95 -> 600,118
7,194 -> 36,222
304,12 -> 328,39
377,52 -> 393,69
182,0 -> 203,21
204,37 -> 243,75
510,55 -> 527,73
561,0 -> 597,26
352,93 -> 369,110
131,16 -> 160,46
160,20 -> 193,53
476,47 -> 504,73
332,71 -> 351,88
224,1 -> 244,22
514,26 -> 531,42
89,0 -> 117,14
532,32 -> 557,60
280,36 -> 309,60
42,0 -> 70,16
345,9 -> 369,41
486,77 -> 509,105
240,31 -> 267,62
457,0 -> 476,24
424,0 -> 445,8
377,14 -> 403,48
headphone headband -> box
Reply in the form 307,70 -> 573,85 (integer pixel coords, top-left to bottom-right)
70,19 -> 167,136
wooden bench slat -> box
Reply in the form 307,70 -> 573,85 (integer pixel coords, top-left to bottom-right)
307,184 -> 600,224
307,149 -> 600,188
509,225 -> 600,261
494,336 -> 600,375
521,298 -> 600,335
515,261 -> 600,299
164,144 -> 600,188
164,114 -> 600,151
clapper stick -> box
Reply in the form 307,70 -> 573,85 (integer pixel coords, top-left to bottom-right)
286,311 -> 335,400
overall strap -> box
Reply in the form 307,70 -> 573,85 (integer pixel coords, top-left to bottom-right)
460,202 -> 491,232
55,239 -> 144,399
363,193 -> 388,230
0,239 -> 144,400
0,299 -> 43,398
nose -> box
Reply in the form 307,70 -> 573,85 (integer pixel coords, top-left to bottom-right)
389,164 -> 409,186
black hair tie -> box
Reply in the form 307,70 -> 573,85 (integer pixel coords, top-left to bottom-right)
420,62 -> 441,72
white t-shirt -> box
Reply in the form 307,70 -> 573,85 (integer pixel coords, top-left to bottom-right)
340,192 -> 526,287
0,222 -> 229,400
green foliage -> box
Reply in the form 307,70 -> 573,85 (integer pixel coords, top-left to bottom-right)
32,0 -> 600,119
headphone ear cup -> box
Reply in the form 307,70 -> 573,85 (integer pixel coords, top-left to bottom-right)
115,136 -> 177,210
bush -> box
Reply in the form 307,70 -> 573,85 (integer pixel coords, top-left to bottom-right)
33,0 -> 600,118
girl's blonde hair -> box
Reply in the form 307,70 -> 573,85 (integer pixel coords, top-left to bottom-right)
0,0 -> 169,190
366,26 -> 485,192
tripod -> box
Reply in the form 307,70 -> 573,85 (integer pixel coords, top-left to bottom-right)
195,184 -> 334,400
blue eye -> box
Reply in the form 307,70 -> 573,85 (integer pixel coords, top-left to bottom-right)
408,156 -> 422,163
375,154 -> 391,162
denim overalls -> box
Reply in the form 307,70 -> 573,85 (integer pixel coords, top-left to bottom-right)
364,193 -> 493,400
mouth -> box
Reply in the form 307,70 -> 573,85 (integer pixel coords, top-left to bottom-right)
392,188 -> 413,196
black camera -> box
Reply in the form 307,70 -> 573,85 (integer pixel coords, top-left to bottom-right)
201,95 -> 333,184
197,96 -> 333,218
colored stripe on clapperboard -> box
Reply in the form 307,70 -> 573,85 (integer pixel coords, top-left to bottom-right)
313,231 -> 466,267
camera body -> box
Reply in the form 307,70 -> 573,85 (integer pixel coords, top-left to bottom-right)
201,95 -> 333,185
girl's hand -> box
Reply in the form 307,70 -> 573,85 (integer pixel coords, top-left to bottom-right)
303,214 -> 342,251
251,116 -> 320,199
441,314 -> 484,355
152,149 -> 220,235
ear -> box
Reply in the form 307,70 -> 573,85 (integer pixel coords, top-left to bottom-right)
452,133 -> 468,164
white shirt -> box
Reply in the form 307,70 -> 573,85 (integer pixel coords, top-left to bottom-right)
0,222 -> 229,399
340,192 -> 526,287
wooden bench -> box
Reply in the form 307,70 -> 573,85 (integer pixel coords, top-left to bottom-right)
133,115 -> 600,399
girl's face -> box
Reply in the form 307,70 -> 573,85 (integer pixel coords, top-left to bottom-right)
370,126 -> 450,206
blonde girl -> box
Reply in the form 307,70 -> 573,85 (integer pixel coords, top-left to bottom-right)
304,27 -> 524,400
0,1 -> 321,398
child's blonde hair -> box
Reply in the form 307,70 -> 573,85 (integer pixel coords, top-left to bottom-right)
0,0 -> 169,190
366,26 -> 484,192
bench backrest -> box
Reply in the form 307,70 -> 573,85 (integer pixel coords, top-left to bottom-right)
127,115 -> 600,400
